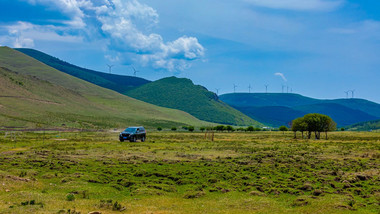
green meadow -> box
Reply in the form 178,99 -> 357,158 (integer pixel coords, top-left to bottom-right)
0,131 -> 379,213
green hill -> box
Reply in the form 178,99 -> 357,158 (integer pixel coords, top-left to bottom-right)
15,48 -> 150,94
220,93 -> 380,127
345,119 -> 380,131
126,77 -> 261,126
0,47 -> 211,129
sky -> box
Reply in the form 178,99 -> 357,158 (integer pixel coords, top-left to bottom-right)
0,0 -> 379,103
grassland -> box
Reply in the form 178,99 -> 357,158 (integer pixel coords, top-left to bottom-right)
0,131 -> 378,213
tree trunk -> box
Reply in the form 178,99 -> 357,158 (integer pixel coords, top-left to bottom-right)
325,131 -> 328,140
301,131 -> 304,139
294,131 -> 297,139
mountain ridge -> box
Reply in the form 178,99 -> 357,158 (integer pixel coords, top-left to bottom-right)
220,93 -> 380,127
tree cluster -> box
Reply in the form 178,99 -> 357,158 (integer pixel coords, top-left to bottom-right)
291,113 -> 336,139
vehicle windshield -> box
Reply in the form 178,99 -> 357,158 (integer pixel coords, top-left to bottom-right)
124,128 -> 137,133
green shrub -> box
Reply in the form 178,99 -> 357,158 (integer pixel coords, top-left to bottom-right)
66,193 -> 75,201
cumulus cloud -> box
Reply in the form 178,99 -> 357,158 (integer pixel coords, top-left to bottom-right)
0,21 -> 83,48
16,0 -> 205,72
96,0 -> 205,71
244,0 -> 343,11
274,72 -> 287,82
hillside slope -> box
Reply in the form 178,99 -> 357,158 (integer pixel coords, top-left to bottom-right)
0,47 -> 211,129
345,119 -> 380,131
220,93 -> 380,127
16,48 -> 150,94
126,77 -> 261,126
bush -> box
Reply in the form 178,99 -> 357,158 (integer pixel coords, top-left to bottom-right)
188,126 -> 195,132
341,127 -> 345,131
279,126 -> 288,134
200,127 -> 205,132
66,193 -> 75,201
171,127 -> 177,131
157,127 -> 162,131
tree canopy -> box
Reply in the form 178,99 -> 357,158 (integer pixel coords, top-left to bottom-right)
291,113 -> 336,139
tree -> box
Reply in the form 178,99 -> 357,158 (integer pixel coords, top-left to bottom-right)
171,127 -> 177,131
295,113 -> 336,140
246,126 -> 254,132
200,127 -> 205,132
157,127 -> 162,131
215,125 -> 225,132
188,126 -> 195,132
279,126 -> 288,134
340,127 -> 345,131
225,125 -> 234,132
291,117 -> 307,139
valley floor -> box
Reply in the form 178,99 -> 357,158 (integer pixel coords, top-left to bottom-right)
0,131 -> 379,213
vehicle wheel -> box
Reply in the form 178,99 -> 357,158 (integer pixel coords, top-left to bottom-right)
141,136 -> 146,142
130,136 -> 136,142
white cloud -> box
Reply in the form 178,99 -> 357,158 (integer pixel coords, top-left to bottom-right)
244,0 -> 343,11
274,72 -> 287,81
18,0 -> 205,72
95,0 -> 205,71
0,21 -> 83,48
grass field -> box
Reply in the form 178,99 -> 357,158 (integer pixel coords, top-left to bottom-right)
0,131 -> 379,213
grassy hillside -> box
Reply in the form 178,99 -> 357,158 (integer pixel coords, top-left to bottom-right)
345,119 -> 380,131
126,77 -> 260,126
0,47 -> 212,129
220,93 -> 380,127
16,48 -> 150,94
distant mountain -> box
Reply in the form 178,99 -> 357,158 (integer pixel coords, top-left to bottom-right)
0,47 -> 211,129
220,93 -> 320,107
220,93 -> 380,127
293,103 -> 378,127
16,48 -> 150,94
126,77 -> 261,126
345,119 -> 380,131
233,106 -> 305,127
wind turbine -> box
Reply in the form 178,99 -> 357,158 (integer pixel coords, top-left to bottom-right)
215,88 -> 220,95
248,84 -> 252,93
344,91 -> 349,99
264,84 -> 269,93
351,90 -> 355,98
132,65 -> 139,77
233,84 -> 237,93
107,64 -> 114,74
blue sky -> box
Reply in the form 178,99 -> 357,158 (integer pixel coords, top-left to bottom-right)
0,0 -> 379,103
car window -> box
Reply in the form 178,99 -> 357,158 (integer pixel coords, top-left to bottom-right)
125,128 -> 136,132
